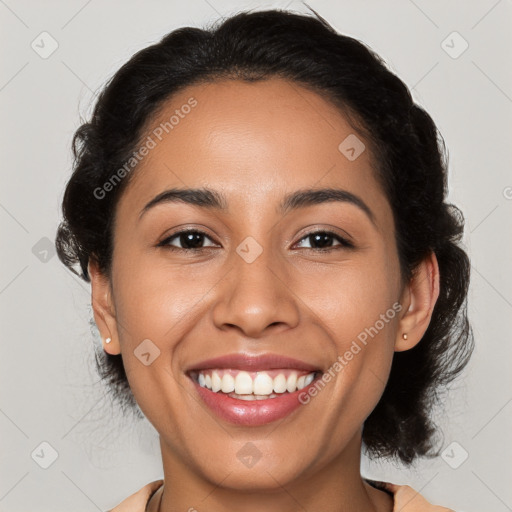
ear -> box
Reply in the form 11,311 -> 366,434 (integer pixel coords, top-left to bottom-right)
88,258 -> 121,355
395,251 -> 440,352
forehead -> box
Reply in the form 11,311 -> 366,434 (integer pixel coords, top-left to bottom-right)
118,77 -> 391,227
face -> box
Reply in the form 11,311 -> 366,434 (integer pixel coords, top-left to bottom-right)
96,78 -> 407,489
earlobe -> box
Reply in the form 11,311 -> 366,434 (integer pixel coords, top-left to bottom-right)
395,251 -> 440,352
88,259 -> 121,355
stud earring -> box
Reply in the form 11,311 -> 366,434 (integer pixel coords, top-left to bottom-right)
105,337 -> 112,344
402,333 -> 408,340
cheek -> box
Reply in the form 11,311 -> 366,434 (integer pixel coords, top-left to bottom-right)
295,245 -> 399,404
111,251 -> 214,342
109,255 -> 200,424
299,253 -> 400,342
312,268 -> 398,440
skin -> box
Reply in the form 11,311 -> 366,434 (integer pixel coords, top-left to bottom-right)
89,78 -> 441,512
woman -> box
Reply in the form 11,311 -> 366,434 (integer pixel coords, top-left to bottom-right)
55,8 -> 472,512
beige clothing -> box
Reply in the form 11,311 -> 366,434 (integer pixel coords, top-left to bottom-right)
107,478 -> 453,511
107,480 -> 163,512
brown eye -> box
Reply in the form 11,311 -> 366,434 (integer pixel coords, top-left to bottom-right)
294,230 -> 354,251
158,230 -> 218,251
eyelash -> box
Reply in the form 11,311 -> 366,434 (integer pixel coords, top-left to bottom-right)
157,229 -> 355,253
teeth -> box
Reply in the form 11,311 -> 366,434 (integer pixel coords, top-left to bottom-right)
253,373 -> 274,395
304,373 -> 315,387
286,373 -> 297,393
273,374 -> 287,393
195,369 -> 318,396
212,372 -> 222,392
235,371 -> 253,394
221,373 -> 235,393
228,392 -> 279,401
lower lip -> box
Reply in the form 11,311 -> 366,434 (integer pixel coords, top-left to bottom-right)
189,374 -> 320,427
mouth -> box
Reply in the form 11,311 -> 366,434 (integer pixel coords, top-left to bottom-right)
188,368 -> 322,400
185,353 -> 324,426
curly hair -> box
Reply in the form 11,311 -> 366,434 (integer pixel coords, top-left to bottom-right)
55,8 -> 474,466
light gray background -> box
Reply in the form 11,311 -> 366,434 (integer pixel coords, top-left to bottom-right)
1,1 -> 511,511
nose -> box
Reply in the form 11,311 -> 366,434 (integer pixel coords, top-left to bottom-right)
211,244 -> 300,339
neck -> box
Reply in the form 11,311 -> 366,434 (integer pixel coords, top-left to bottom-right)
150,431 -> 393,512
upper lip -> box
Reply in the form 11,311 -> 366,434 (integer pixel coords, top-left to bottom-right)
186,353 -> 322,373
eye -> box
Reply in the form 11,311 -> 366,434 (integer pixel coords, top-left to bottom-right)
157,229 -> 219,251
157,228 -> 354,252
294,230 -> 354,251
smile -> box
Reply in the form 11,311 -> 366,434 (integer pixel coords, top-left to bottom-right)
186,353 -> 324,426
190,368 -> 318,398
188,369 -> 322,427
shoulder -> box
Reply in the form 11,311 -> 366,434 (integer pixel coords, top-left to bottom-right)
106,479 -> 164,512
374,481 -> 455,511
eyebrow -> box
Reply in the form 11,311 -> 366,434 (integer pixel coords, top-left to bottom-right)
139,187 -> 377,227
